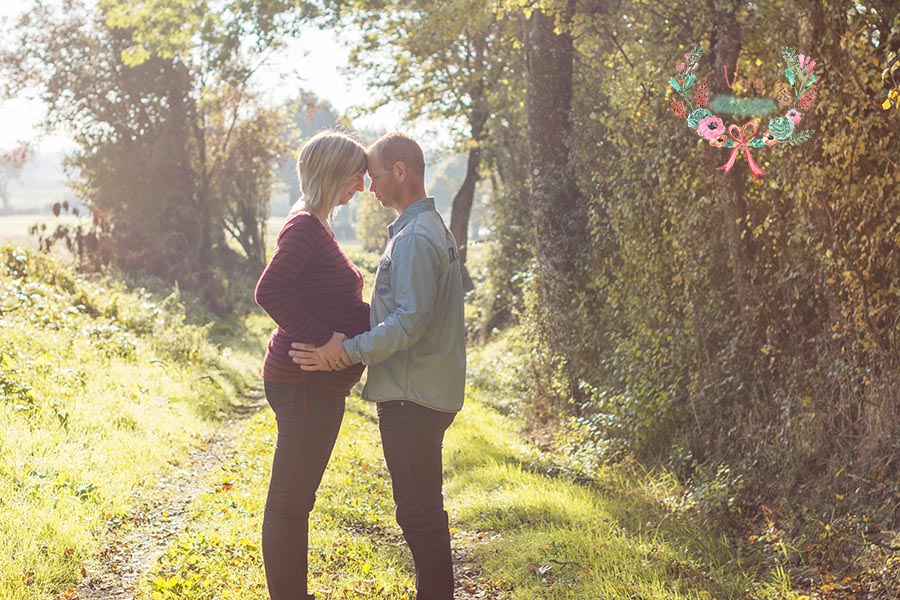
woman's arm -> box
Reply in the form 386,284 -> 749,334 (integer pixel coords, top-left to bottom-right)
254,215 -> 333,346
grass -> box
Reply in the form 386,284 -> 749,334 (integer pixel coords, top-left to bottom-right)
0,245 -> 263,600
443,391 -> 756,600
135,397 -> 416,599
133,327 -> 799,600
1,241 -> 815,600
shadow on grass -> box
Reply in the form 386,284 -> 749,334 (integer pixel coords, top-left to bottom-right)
444,388 -> 759,599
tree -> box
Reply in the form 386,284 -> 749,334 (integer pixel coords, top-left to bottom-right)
343,0 -> 521,289
522,1 -> 594,404
354,191 -> 394,253
0,0 -> 298,309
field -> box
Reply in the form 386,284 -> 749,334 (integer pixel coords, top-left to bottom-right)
0,214 -> 79,248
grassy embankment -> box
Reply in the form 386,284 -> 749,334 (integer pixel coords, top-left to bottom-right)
0,245 -> 265,600
134,238 -> 797,600
2,243 -> 801,600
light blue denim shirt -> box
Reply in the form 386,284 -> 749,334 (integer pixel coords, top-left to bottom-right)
343,198 -> 466,412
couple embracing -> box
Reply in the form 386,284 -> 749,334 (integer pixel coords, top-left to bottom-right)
254,131 -> 466,600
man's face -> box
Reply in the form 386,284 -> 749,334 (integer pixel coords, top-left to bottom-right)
366,154 -> 398,210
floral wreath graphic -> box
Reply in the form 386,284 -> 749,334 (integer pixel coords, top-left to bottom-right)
669,46 -> 820,179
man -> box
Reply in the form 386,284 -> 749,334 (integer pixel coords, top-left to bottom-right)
289,132 -> 466,600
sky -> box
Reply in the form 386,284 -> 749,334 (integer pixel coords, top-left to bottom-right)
0,0 -> 410,154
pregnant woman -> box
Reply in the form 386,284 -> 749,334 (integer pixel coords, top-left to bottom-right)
254,130 -> 370,600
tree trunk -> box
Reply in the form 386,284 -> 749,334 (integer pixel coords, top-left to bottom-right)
449,145 -> 479,291
524,1 -> 590,401
709,0 -> 761,343
449,105 -> 487,292
449,35 -> 489,292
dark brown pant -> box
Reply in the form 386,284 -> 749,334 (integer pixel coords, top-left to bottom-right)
377,400 -> 456,600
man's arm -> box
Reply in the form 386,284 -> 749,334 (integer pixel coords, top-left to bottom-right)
291,232 -> 440,370
344,233 -> 440,365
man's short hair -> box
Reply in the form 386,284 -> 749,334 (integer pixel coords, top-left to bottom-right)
368,132 -> 425,181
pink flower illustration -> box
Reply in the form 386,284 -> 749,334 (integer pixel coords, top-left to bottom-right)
798,54 -> 816,72
786,108 -> 802,124
697,116 -> 725,141
677,53 -> 697,74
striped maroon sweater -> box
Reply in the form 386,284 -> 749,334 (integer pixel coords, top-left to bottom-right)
254,210 -> 370,396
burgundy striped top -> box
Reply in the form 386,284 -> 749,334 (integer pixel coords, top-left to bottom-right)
254,209 -> 370,396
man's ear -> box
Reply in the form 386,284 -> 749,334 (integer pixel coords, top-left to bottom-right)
393,161 -> 407,183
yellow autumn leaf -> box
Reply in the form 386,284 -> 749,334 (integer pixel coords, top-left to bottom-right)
885,98 -> 894,110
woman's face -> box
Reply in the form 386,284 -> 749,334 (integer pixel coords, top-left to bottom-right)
340,172 -> 366,206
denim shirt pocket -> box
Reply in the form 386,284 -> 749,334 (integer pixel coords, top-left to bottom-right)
375,254 -> 392,297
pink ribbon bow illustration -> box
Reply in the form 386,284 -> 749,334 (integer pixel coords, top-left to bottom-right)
717,121 -> 766,179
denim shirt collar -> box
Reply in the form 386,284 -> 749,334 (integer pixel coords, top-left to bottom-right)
388,197 -> 435,238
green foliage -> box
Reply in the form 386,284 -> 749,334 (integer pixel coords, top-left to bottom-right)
0,0 -> 290,311
353,191 -> 394,253
0,245 -> 259,599
344,0 -> 525,267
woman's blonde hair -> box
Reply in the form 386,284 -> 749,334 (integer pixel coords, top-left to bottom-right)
297,130 -> 367,220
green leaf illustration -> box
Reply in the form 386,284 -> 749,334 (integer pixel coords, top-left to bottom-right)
781,46 -> 800,72
786,69 -> 795,86
670,77 -> 683,93
688,45 -> 704,66
789,130 -> 814,146
684,73 -> 696,91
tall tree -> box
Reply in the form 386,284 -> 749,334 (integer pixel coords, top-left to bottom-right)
708,0 -> 763,344
523,0 -> 592,402
0,0 -> 300,308
344,0 -> 520,288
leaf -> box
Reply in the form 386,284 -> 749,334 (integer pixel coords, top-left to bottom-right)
121,44 -> 151,68
669,77 -> 682,93
785,69 -> 795,86
684,73 -> 696,91
789,130 -> 814,146
687,45 -> 704,65
781,46 -> 800,72
884,98 -> 894,110
805,74 -> 818,89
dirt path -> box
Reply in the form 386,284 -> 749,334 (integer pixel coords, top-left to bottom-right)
70,388 -> 503,600
73,391 -> 265,600
452,529 -> 509,599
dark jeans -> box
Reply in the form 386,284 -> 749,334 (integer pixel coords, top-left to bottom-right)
377,400 -> 456,600
262,381 -> 345,600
